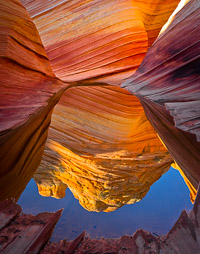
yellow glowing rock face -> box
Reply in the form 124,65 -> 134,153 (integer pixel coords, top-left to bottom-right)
34,86 -> 173,212
37,182 -> 67,199
171,162 -> 197,203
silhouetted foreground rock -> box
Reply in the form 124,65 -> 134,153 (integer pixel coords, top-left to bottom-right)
0,200 -> 62,253
1,185 -> 200,253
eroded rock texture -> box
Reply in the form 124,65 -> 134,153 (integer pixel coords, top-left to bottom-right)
41,184 -> 200,254
122,0 -> 200,189
0,0 -> 179,202
0,0 -> 67,200
35,86 -> 172,212
21,0 -> 179,84
0,200 -> 62,253
1,187 -> 200,254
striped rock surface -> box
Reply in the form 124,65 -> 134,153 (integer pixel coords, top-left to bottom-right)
35,86 -> 172,212
0,0 -> 179,201
21,0 -> 179,84
122,0 -> 200,188
0,0 -> 67,200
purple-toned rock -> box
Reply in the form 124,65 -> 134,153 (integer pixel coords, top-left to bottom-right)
122,0 -> 200,188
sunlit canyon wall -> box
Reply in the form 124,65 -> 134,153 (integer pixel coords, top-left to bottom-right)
34,86 -> 172,212
21,0 -> 180,84
0,0 -> 199,209
0,0 -> 67,200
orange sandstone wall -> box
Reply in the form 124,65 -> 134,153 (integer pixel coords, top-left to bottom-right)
21,0 -> 179,84
0,0 -> 67,200
2,0 -> 198,205
35,86 -> 172,212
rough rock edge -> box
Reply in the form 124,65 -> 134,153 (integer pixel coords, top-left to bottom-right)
1,184 -> 200,254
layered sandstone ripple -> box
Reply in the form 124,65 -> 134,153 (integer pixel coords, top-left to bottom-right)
21,0 -> 179,84
0,0 -> 179,201
35,85 -> 172,212
122,0 -> 200,189
0,0 -> 67,200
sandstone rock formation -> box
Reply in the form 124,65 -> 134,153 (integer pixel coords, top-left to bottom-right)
21,0 -> 179,84
0,0 -> 181,201
1,0 -> 200,252
0,200 -> 62,253
2,185 -> 200,254
0,0 -> 67,200
35,88 -> 172,212
122,0 -> 200,189
14,0 -> 179,213
171,162 -> 197,203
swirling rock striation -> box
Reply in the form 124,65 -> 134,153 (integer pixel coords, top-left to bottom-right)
21,0 -> 179,84
35,85 -> 172,212
122,0 -> 200,188
0,0 -> 181,201
0,0 -> 67,200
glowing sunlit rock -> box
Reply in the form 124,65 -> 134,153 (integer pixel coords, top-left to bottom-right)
37,181 -> 67,199
34,86 -> 172,212
172,162 -> 197,203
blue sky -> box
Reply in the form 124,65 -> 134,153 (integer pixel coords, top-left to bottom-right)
18,167 -> 193,241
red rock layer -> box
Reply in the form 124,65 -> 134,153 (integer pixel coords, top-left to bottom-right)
21,0 -> 179,84
0,200 -> 62,253
1,188 -> 200,254
41,184 -> 200,254
0,0 -> 67,200
35,85 -> 172,212
122,0 -> 200,188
